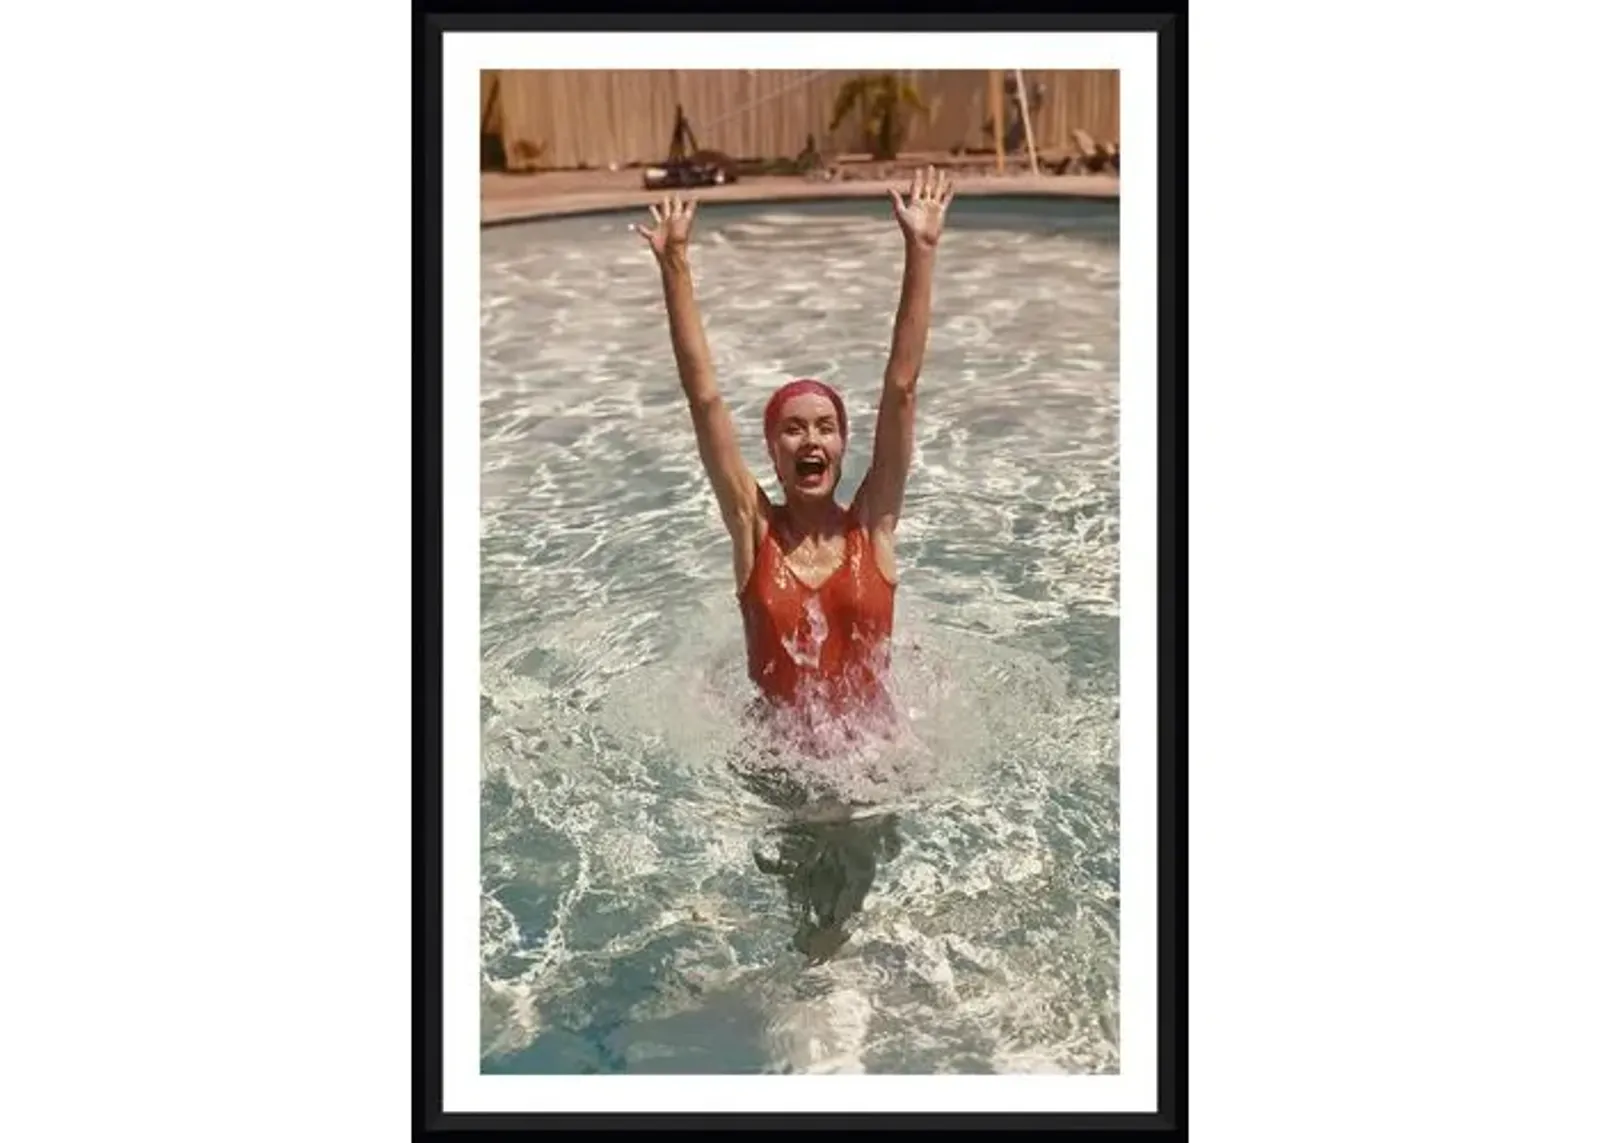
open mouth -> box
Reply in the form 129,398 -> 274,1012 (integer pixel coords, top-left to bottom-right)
795,454 -> 828,484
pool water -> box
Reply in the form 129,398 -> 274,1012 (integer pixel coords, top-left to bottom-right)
478,196 -> 1121,1075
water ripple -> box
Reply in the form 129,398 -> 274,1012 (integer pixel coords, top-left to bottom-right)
478,200 -> 1121,1077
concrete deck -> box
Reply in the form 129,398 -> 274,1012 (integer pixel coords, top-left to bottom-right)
481,168 -> 1119,225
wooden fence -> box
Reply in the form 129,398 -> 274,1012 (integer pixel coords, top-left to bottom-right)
484,69 -> 1119,172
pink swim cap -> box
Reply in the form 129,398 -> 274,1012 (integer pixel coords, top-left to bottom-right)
763,378 -> 848,444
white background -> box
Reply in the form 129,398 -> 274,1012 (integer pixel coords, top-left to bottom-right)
444,30 -> 1159,1117
3,2 -> 1598,1140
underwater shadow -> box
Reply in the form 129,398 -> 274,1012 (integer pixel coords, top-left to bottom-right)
724,703 -> 919,967
752,811 -> 904,966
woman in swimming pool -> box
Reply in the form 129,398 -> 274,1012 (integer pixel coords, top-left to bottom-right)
635,167 -> 954,757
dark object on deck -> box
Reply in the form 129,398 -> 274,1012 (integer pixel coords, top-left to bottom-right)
642,104 -> 738,190
1062,128 -> 1119,174
796,132 -> 823,173
480,71 -> 507,171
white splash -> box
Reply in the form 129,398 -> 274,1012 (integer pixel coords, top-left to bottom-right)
778,593 -> 829,669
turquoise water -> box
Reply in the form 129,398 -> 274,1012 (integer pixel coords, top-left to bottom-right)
478,196 -> 1121,1075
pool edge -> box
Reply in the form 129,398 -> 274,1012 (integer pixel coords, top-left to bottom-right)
481,176 -> 1119,228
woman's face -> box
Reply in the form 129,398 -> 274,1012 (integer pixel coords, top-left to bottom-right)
768,393 -> 844,501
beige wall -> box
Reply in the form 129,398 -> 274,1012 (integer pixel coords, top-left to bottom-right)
490,69 -> 1119,171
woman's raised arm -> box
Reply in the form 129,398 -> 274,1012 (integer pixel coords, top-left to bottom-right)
635,195 -> 764,586
855,167 -> 953,535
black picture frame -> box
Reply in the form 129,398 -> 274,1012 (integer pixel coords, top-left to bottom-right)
417,9 -> 1186,1133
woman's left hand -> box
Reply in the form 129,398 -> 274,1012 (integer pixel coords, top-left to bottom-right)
890,166 -> 955,249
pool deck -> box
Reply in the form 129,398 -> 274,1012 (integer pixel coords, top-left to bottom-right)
482,168 -> 1119,225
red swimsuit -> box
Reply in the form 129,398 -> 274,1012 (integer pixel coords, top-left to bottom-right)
738,504 -> 898,748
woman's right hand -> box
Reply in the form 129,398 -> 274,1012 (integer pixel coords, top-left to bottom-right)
634,193 -> 696,261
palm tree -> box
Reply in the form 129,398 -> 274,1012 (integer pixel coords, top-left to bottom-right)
828,73 -> 929,160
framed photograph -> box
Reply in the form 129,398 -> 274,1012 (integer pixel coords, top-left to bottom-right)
418,11 -> 1185,1133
